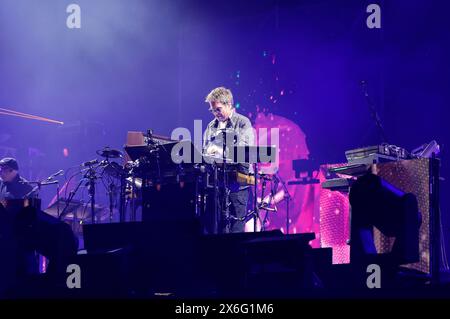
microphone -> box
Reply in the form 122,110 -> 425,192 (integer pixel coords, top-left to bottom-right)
55,169 -> 64,176
81,159 -> 99,167
46,169 -> 64,181
41,180 -> 59,186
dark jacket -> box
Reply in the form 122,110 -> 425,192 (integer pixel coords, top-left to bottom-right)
0,174 -> 33,200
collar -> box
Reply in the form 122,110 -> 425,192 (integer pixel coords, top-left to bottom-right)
213,110 -> 237,128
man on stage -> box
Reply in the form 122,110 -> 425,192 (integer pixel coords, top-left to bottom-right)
203,87 -> 255,233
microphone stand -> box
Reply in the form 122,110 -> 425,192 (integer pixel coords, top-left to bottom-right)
251,163 -> 258,232
86,166 -> 97,224
56,181 -> 60,218
119,162 -> 133,222
59,164 -> 99,222
361,80 -> 388,144
119,172 -> 126,222
25,169 -> 64,199
107,182 -> 115,223
214,161 -> 220,234
59,174 -> 86,221
25,180 -> 59,199
259,174 -> 268,231
221,130 -> 231,234
102,155 -> 116,223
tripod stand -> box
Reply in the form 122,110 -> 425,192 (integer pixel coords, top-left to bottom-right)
258,173 -> 278,232
275,174 -> 291,234
210,129 -> 232,234
96,146 -> 124,223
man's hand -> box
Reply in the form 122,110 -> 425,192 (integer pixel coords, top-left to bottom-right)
205,144 -> 223,157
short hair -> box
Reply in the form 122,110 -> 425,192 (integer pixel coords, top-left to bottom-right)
205,87 -> 234,107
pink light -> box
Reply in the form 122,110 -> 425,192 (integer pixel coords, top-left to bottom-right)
319,176 -> 351,264
63,148 -> 69,157
253,112 -> 319,246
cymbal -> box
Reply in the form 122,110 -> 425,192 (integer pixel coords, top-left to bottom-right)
45,199 -> 108,221
96,147 -> 123,159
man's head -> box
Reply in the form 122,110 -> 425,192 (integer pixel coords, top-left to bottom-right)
205,87 -> 234,122
0,157 -> 19,182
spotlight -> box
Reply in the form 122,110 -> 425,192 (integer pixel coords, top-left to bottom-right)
349,173 -> 421,266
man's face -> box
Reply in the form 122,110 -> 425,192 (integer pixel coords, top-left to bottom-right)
0,167 -> 17,182
209,101 -> 233,122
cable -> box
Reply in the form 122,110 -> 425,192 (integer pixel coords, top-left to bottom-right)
64,170 -> 84,199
